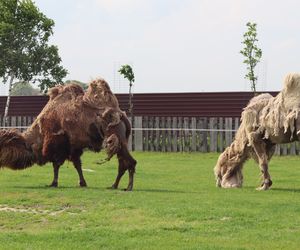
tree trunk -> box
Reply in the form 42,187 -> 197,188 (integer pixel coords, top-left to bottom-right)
128,81 -> 133,119
3,73 -> 15,127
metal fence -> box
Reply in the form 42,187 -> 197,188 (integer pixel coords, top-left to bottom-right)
1,115 -> 299,155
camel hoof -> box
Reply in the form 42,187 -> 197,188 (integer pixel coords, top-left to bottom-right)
216,179 -> 222,187
256,184 -> 270,191
79,181 -> 87,187
107,185 -> 117,190
221,182 -> 241,188
48,182 -> 58,187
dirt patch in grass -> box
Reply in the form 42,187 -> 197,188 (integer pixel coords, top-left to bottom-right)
0,204 -> 84,216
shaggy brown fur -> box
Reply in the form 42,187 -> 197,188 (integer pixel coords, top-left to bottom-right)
214,73 -> 300,190
0,78 -> 137,190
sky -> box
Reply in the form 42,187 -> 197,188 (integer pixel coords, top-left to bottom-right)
2,0 -> 300,94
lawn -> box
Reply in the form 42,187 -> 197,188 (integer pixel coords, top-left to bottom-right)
0,151 -> 300,250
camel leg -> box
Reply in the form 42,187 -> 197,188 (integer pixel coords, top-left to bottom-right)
122,147 -> 136,191
49,162 -> 61,187
252,139 -> 272,190
110,146 -> 137,191
71,156 -> 87,187
110,161 -> 126,189
110,159 -> 135,191
126,168 -> 135,191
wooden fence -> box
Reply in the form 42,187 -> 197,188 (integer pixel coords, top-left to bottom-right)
1,115 -> 300,155
130,116 -> 300,155
0,116 -> 35,132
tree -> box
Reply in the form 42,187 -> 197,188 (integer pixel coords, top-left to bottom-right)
11,81 -> 41,96
240,22 -> 262,93
0,0 -> 67,125
65,80 -> 88,90
118,64 -> 135,118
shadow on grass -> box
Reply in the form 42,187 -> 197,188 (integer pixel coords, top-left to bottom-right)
11,185 -> 106,190
134,188 -> 201,194
270,187 -> 300,193
10,185 -> 202,194
225,185 -> 300,193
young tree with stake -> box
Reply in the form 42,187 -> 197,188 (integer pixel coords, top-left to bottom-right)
119,64 -> 135,118
240,22 -> 262,93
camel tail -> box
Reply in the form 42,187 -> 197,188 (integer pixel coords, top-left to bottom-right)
0,129 -> 35,170
121,114 -> 131,140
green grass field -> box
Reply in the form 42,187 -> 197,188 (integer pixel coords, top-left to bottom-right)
0,151 -> 300,250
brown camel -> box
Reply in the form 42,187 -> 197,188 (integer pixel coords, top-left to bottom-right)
0,78 -> 137,191
214,73 -> 300,190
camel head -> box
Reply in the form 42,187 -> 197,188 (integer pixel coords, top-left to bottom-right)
214,147 -> 243,188
105,134 -> 120,160
282,72 -> 300,95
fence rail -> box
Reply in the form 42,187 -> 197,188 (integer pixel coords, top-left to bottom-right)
1,115 -> 299,155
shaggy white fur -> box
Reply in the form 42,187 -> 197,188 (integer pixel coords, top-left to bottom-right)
259,73 -> 300,139
214,73 -> 300,190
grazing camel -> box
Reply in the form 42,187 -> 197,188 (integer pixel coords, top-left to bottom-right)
214,73 -> 300,190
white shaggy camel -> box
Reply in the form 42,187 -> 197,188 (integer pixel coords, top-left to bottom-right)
214,73 -> 300,190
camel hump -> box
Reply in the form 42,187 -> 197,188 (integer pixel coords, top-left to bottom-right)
84,78 -> 119,108
48,83 -> 84,100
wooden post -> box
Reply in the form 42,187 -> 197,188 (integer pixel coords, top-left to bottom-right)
218,117 -> 224,152
191,117 -> 197,152
143,116 -> 149,151
17,116 -> 22,131
209,118 -> 218,152
233,117 -> 239,142
184,117 -> 190,152
134,116 -> 143,151
166,117 -> 172,152
149,117 -> 154,152
225,117 -> 233,147
172,117 -> 178,152
127,117 -> 133,151
282,144 -> 287,156
177,117 -> 183,152
155,117 -> 160,151
290,142 -> 296,155
161,117 -> 166,152
199,118 -> 208,152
